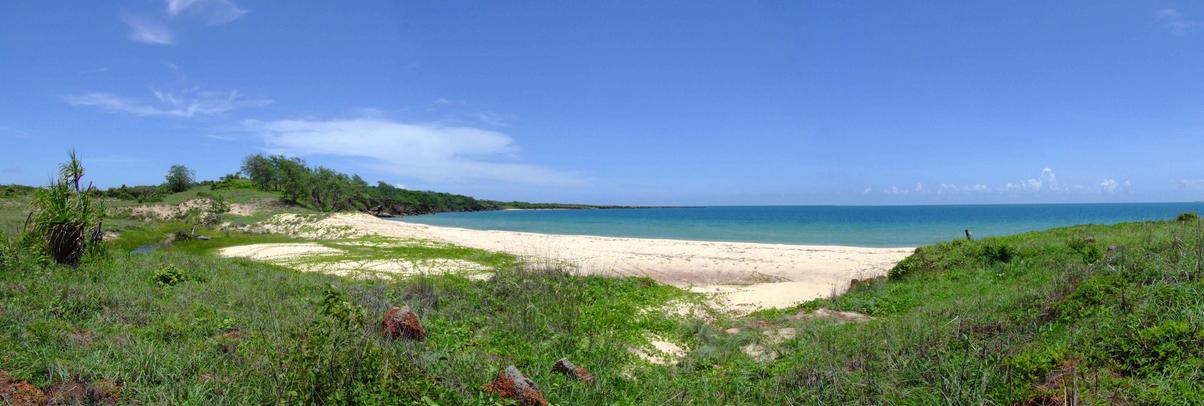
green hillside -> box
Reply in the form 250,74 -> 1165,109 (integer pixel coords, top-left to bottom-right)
2,179 -> 1200,403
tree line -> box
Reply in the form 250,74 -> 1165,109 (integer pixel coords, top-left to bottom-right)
239,154 -> 502,215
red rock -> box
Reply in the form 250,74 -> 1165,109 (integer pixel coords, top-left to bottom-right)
484,366 -> 547,406
0,371 -> 47,406
551,358 -> 594,383
45,379 -> 120,405
381,306 -> 425,341
848,275 -> 885,290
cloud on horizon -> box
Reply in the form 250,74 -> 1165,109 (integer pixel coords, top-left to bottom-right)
239,117 -> 585,186
123,0 -> 246,45
872,168 -> 1132,197
64,87 -> 272,118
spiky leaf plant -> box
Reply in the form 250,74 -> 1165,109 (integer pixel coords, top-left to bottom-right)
26,153 -> 103,265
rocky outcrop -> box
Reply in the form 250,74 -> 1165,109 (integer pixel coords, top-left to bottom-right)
552,358 -> 594,383
381,306 -> 425,341
0,371 -> 47,406
485,366 -> 547,406
789,308 -> 872,323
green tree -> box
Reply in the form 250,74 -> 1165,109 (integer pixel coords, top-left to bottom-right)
240,154 -> 277,190
59,149 -> 85,192
165,164 -> 195,193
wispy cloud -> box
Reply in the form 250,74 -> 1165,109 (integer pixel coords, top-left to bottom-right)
0,127 -> 30,139
239,117 -> 584,186
122,0 -> 246,45
64,88 -> 272,118
431,98 -> 464,107
1155,8 -> 1201,35
167,0 -> 246,25
121,13 -> 174,45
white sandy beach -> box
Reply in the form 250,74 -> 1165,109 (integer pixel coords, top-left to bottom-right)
225,213 -> 913,311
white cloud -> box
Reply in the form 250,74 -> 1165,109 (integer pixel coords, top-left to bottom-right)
1155,8 -> 1201,35
1041,167 -> 1059,191
239,117 -> 584,186
1100,179 -> 1132,194
121,13 -> 174,45
64,88 -> 272,118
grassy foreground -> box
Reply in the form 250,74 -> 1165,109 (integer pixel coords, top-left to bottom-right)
2,209 -> 1203,403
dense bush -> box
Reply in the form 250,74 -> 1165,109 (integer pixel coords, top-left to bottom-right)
0,184 -> 36,197
1177,211 -> 1199,222
103,184 -> 166,203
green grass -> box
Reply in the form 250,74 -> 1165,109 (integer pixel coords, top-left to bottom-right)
0,195 -> 31,236
2,214 -> 1203,404
124,184 -> 283,206
0,248 -> 690,404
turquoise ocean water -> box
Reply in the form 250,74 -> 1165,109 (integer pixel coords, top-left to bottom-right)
394,203 -> 1204,247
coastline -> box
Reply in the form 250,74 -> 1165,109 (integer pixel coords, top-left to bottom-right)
303,213 -> 914,310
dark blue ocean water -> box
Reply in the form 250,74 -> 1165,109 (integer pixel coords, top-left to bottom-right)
395,203 -> 1204,247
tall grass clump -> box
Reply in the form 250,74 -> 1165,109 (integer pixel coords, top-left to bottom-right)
23,151 -> 104,265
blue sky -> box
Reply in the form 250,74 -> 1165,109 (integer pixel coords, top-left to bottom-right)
1,1 -> 1202,205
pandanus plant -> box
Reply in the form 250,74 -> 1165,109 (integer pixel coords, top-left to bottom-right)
25,151 -> 104,265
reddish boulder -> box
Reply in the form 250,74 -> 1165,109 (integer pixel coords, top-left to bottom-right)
90,380 -> 122,405
484,366 -> 547,406
0,371 -> 47,406
551,358 -> 594,383
381,306 -> 425,341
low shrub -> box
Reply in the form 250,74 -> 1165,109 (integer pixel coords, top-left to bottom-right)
978,241 -> 1015,264
319,284 -> 367,327
1067,237 -> 1104,264
151,265 -> 196,286
1176,212 -> 1199,222
888,248 -> 928,279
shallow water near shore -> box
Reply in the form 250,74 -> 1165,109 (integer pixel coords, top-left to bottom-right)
398,203 -> 1204,247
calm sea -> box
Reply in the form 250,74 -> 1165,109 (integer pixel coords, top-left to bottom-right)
395,203 -> 1204,247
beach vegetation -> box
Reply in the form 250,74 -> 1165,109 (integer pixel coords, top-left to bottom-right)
1,155 -> 1202,403
22,153 -> 104,265
1,207 -> 1200,403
